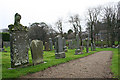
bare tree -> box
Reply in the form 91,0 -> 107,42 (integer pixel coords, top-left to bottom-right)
103,5 -> 118,46
69,14 -> 83,45
86,7 -> 101,47
55,19 -> 63,37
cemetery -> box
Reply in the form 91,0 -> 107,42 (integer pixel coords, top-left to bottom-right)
0,1 -> 120,79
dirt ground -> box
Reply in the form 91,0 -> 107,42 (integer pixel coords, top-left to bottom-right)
21,51 -> 113,78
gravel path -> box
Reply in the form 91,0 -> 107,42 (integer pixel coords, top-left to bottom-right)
21,51 -> 113,78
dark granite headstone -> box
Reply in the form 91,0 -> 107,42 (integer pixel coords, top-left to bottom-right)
55,35 -> 65,59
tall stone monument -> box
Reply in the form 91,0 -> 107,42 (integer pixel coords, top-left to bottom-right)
55,35 -> 65,59
75,34 -> 82,55
8,13 -> 29,68
49,38 -> 53,51
30,40 -> 43,65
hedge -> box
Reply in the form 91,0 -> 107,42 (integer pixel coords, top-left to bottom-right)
0,32 -> 10,41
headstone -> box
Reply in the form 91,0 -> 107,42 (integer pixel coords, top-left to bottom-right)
101,40 -> 103,48
3,41 -> 10,48
44,42 -> 49,51
75,34 -> 82,55
30,40 -> 43,65
93,42 -> 96,51
55,35 -> 65,59
49,38 -> 53,51
112,45 -> 115,48
85,38 -> 89,53
104,45 -> 107,48
62,37 -> 67,52
68,40 -> 73,49
91,43 -> 93,51
8,13 -> 29,68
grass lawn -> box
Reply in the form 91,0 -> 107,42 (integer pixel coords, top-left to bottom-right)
1,47 -> 119,79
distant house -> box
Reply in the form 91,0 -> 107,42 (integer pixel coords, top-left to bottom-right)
0,28 -> 9,33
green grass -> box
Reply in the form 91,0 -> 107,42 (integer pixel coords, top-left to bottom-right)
1,47 -> 119,79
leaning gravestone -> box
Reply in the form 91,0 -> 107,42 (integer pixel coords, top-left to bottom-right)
49,38 -> 53,51
62,37 -> 67,52
55,35 -> 65,59
44,42 -> 49,51
30,40 -> 43,65
75,34 -> 82,55
8,13 -> 29,68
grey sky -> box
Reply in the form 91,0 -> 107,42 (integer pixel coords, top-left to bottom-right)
0,0 -> 119,32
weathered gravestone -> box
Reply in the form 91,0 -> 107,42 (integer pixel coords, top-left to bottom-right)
75,34 -> 82,55
49,38 -> 53,51
30,40 -> 43,65
62,37 -> 67,52
55,35 -> 65,59
8,13 -> 29,68
44,42 -> 49,51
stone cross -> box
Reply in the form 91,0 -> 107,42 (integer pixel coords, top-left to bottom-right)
55,35 -> 65,59
30,40 -> 43,65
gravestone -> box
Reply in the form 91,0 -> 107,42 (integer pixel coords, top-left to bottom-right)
30,40 -> 43,65
55,35 -> 65,59
85,38 -> 89,53
91,43 -> 93,51
112,45 -> 115,48
101,40 -> 103,48
3,41 -> 10,48
62,37 -> 67,52
68,40 -> 73,49
8,13 -> 29,68
49,38 -> 53,51
75,34 -> 82,55
44,42 -> 49,51
93,42 -> 96,51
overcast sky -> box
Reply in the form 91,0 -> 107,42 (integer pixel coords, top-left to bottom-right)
0,0 -> 119,32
